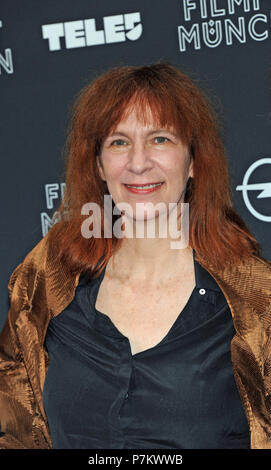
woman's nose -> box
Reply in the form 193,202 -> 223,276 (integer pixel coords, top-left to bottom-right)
126,142 -> 152,173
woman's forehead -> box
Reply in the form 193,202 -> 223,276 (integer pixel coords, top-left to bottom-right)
108,102 -> 178,135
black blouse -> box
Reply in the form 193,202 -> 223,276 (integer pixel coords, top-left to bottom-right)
43,251 -> 250,449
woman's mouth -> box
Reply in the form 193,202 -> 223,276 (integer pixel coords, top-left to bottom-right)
123,182 -> 165,194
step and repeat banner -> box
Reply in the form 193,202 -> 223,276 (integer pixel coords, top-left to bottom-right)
1,0 -> 271,330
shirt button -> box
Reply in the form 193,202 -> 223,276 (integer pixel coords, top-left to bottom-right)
199,288 -> 206,295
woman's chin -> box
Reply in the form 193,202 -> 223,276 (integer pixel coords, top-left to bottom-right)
124,213 -> 169,232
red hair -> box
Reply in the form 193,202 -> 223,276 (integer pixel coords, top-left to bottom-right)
49,61 -> 261,277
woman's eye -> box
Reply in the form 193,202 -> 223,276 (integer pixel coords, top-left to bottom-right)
154,136 -> 170,144
111,139 -> 127,146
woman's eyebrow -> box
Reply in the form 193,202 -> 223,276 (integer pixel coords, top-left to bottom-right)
108,129 -> 178,138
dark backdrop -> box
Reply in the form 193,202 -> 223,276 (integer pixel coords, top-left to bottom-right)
1,0 -> 271,330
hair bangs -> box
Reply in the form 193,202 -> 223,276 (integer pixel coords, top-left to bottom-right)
102,87 -> 191,148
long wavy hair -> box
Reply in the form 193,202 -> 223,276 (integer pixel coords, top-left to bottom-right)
48,61 -> 261,277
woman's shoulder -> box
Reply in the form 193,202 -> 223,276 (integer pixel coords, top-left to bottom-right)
216,252 -> 271,283
8,233 -> 50,294
197,251 -> 271,284
8,226 -> 80,319
241,253 -> 271,284
251,253 -> 271,271
222,253 -> 271,316
226,253 -> 271,293
9,222 -> 66,282
201,252 -> 271,317
8,224 -> 67,300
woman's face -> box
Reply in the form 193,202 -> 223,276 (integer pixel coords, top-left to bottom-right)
97,106 -> 193,222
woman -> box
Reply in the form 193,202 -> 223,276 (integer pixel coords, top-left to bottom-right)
1,62 -> 271,449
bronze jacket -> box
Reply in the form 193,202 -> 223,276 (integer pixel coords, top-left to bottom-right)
1,231 -> 271,449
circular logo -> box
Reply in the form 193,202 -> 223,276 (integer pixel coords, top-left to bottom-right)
236,158 -> 271,222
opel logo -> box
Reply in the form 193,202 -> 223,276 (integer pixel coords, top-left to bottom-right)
236,158 -> 271,222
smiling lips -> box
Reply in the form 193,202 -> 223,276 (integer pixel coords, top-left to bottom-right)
123,182 -> 165,194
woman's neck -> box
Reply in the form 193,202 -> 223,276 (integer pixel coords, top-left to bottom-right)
107,238 -> 194,287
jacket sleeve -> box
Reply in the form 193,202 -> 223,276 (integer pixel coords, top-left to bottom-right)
0,260 -> 40,449
0,226 -> 55,450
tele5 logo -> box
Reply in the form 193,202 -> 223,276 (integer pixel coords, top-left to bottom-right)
42,12 -> 142,51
